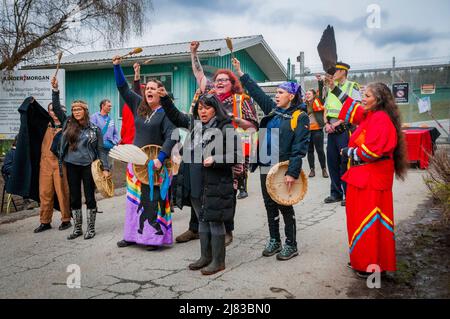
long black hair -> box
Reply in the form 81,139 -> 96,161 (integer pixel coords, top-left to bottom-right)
366,82 -> 408,180
192,94 -> 230,123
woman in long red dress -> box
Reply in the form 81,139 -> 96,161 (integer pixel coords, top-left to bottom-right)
325,78 -> 408,277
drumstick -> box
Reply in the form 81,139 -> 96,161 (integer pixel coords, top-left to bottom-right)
54,51 -> 63,77
143,59 -> 153,65
226,37 -> 235,59
121,47 -> 143,59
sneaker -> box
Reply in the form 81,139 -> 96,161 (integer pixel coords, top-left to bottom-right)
237,189 -> 248,199
276,244 -> 298,260
175,230 -> 199,243
262,238 -> 282,257
34,223 -> 52,233
58,221 -> 72,231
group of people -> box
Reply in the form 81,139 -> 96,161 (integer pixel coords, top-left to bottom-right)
31,77 -> 112,240
10,40 -> 407,278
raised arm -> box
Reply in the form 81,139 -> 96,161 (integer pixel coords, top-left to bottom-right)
50,76 -> 67,123
190,41 -> 207,93
133,63 -> 143,96
316,75 -> 325,104
323,75 -> 365,128
232,58 -> 276,115
112,55 -> 142,114
158,89 -> 192,129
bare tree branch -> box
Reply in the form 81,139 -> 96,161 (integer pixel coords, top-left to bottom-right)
0,0 -> 152,70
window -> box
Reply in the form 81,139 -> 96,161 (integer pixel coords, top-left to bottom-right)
118,73 -> 173,118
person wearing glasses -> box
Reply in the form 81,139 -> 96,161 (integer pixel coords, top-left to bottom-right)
175,41 -> 259,247
160,89 -> 239,275
51,77 -> 110,240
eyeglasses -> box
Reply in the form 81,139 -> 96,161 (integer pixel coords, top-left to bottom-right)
214,78 -> 230,84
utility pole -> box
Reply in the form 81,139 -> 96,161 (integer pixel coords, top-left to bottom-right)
391,56 -> 396,86
287,58 -> 291,80
297,51 -> 305,87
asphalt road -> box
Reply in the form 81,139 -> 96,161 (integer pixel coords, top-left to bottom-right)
0,163 -> 428,299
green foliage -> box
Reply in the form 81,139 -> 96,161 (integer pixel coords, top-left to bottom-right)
0,140 -> 13,157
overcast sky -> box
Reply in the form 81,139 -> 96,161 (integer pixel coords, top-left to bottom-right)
119,0 -> 450,71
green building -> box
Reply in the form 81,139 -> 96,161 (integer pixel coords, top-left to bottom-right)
27,35 -> 286,131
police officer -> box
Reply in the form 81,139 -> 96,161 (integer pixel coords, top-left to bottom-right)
323,62 -> 361,206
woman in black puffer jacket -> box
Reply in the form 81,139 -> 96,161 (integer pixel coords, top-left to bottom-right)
159,89 -> 239,276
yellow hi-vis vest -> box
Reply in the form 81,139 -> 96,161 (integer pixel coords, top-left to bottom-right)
325,80 -> 358,119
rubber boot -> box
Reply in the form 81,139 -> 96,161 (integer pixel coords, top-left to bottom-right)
67,209 -> 83,240
201,235 -> 225,275
84,208 -> 97,240
189,232 -> 212,270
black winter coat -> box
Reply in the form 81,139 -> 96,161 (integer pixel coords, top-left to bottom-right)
6,97 -> 53,202
240,74 -> 310,178
160,95 -> 238,223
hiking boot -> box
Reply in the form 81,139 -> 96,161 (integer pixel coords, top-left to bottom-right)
262,238 -> 282,257
175,229 -> 199,243
34,223 -> 52,233
276,244 -> 298,261
308,169 -> 315,178
322,168 -> 329,178
225,232 -> 233,246
189,232 -> 212,270
324,196 -> 343,204
58,221 -> 72,231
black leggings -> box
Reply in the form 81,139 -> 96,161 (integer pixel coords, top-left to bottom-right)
66,162 -> 96,210
260,173 -> 297,246
307,129 -> 326,170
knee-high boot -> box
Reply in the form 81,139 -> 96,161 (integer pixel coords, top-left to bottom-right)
84,208 -> 97,240
67,209 -> 83,240
189,232 -> 212,270
201,235 -> 225,275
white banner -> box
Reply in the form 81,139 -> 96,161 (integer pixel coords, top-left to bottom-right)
0,69 -> 65,139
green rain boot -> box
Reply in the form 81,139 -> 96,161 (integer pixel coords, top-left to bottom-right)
189,232 -> 212,270
201,235 -> 226,275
